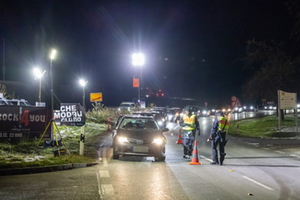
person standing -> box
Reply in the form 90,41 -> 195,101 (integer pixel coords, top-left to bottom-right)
207,111 -> 230,165
180,108 -> 200,159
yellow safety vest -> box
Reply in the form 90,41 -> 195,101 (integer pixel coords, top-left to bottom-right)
182,114 -> 197,131
218,116 -> 230,132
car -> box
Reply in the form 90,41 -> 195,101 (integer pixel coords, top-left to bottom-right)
168,107 -> 181,122
150,107 -> 168,122
197,107 -> 211,117
0,98 -> 9,105
243,105 -> 257,112
132,111 -> 167,128
2,98 -> 32,106
181,105 -> 200,117
118,102 -> 136,112
232,106 -> 243,113
112,115 -> 168,161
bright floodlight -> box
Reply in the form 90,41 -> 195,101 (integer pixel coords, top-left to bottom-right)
79,79 -> 88,87
132,53 -> 145,66
50,49 -> 57,60
33,68 -> 46,79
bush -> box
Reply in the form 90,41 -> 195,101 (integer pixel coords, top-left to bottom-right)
86,102 -> 120,123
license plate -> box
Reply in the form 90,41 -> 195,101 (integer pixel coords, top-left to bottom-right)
133,146 -> 149,153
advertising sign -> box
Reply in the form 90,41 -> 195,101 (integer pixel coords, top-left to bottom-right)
53,103 -> 85,126
0,106 -> 51,140
90,93 -> 102,102
279,90 -> 297,109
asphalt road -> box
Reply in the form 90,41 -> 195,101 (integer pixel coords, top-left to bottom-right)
1,110 -> 300,200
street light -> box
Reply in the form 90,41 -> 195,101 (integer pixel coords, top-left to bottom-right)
79,79 -> 88,156
79,79 -> 88,111
49,49 -> 57,111
33,68 -> 46,102
132,53 -> 145,103
49,49 -> 56,141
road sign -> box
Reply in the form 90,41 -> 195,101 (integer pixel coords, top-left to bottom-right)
279,90 -> 297,109
90,93 -> 102,102
133,78 -> 139,87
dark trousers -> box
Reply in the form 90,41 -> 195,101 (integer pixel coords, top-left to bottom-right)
182,130 -> 195,156
211,131 -> 226,163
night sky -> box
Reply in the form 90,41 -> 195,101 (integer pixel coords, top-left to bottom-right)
0,0 -> 293,108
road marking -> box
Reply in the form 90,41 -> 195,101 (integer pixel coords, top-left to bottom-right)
99,170 -> 110,177
200,155 -> 213,162
102,184 -> 114,194
95,168 -> 104,199
242,176 -> 274,191
102,148 -> 108,166
275,150 -> 284,154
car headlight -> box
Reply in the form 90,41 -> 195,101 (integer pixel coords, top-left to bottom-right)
212,109 -> 215,112
118,108 -> 120,111
152,138 -> 164,144
250,106 -> 253,109
269,106 -> 273,109
162,118 -> 165,122
118,137 -> 128,143
222,109 -> 226,112
158,121 -> 163,126
203,111 -> 207,114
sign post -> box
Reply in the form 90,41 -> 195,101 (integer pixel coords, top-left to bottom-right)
278,90 -> 297,133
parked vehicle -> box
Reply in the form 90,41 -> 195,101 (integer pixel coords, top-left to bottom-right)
112,115 -> 168,161
118,102 -> 136,112
197,107 -> 211,117
132,111 -> 166,128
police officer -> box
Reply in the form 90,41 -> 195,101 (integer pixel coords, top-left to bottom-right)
180,108 -> 200,159
207,111 -> 230,165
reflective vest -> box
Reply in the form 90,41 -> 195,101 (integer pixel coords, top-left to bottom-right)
218,116 -> 230,132
182,114 -> 197,131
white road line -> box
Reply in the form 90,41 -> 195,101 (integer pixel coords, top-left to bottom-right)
102,184 -> 115,194
242,176 -> 274,191
95,169 -> 104,199
200,155 -> 213,162
102,148 -> 108,166
99,170 -> 110,177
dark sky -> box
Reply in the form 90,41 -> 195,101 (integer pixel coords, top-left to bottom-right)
0,0 -> 293,107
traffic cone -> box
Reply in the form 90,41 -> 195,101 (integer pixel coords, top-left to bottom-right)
189,140 -> 202,165
176,129 -> 183,144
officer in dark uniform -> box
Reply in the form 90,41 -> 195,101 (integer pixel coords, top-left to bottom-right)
180,108 -> 200,159
207,111 -> 230,165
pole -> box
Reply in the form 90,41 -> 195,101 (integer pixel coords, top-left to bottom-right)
83,86 -> 86,111
2,38 -> 5,81
278,90 -> 281,132
50,59 -> 54,140
38,78 -> 42,102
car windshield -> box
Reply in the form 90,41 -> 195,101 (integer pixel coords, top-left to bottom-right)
120,118 -> 158,130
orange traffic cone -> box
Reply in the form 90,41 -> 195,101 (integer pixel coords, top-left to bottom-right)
189,140 -> 202,165
176,129 -> 183,144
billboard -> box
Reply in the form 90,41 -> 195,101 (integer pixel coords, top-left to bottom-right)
53,103 -> 86,126
0,106 -> 51,140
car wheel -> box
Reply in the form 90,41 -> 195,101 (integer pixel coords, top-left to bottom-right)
113,152 -> 119,159
155,146 -> 166,162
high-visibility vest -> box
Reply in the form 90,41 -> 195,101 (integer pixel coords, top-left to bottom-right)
182,114 -> 197,131
218,116 -> 230,132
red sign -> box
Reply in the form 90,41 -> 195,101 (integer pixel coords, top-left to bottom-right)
133,78 -> 139,87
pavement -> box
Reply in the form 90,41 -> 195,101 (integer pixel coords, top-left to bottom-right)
1,132 -> 300,176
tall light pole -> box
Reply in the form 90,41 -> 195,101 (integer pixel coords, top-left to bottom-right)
132,53 -> 145,104
1,38 -> 5,81
49,49 -> 56,141
79,79 -> 88,156
79,79 -> 88,111
50,49 -> 57,112
33,68 -> 46,102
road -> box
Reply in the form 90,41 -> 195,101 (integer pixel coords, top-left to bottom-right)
1,110 -> 300,200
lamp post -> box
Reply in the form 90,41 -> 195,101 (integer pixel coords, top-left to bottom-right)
1,38 -> 5,81
49,49 -> 57,111
33,68 -> 46,102
49,49 -> 56,141
132,53 -> 145,104
79,79 -> 88,111
79,79 -> 88,156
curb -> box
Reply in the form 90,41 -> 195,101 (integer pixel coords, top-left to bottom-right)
0,162 -> 99,176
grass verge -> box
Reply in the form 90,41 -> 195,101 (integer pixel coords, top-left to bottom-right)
228,115 -> 300,138
0,122 -> 107,169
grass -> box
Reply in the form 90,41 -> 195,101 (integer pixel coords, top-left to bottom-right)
0,121 -> 107,169
228,115 -> 299,138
